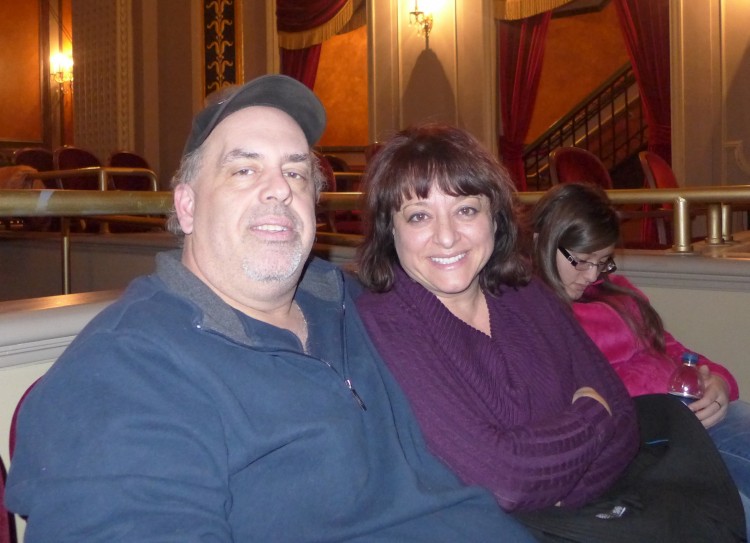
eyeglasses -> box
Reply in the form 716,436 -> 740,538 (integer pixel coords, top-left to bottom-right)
558,247 -> 617,274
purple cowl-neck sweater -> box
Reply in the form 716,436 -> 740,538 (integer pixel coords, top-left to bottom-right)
357,268 -> 639,513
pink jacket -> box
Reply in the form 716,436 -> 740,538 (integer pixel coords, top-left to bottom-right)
573,274 -> 739,400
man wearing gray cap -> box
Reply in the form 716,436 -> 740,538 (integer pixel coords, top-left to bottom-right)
6,75 -> 533,542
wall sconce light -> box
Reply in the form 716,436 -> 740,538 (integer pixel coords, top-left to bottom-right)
409,0 -> 434,49
50,52 -> 74,93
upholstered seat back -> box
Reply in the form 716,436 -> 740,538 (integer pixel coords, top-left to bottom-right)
53,146 -> 102,190
108,151 -> 154,191
549,147 -> 613,190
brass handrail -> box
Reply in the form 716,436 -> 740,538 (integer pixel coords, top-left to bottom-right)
22,166 -> 159,191
2,187 -> 749,241
1,186 -> 750,294
321,186 -> 750,253
0,189 -> 172,215
0,190 -> 172,294
524,186 -> 750,252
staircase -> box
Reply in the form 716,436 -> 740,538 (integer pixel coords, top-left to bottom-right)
523,63 -> 648,191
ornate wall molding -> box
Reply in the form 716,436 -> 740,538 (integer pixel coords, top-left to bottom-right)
72,0 -> 134,160
204,0 -> 243,97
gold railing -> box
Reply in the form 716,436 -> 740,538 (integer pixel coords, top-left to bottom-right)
25,167 -> 159,191
518,186 -> 750,253
321,186 -> 750,253
18,166 -> 161,235
1,186 -> 749,294
0,189 -> 171,215
0,190 -> 172,294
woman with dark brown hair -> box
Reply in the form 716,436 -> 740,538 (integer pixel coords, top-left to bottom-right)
356,123 -> 639,513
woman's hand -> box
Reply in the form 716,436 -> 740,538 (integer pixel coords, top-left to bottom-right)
572,386 -> 612,416
689,366 -> 730,428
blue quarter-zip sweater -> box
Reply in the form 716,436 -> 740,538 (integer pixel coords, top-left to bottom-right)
7,251 -> 533,542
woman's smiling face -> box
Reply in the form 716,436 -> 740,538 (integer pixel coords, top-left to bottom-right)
392,188 -> 496,303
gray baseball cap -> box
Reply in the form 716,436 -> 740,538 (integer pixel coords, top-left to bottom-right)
182,74 -> 327,156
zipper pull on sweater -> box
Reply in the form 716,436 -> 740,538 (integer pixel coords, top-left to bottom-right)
346,379 -> 367,411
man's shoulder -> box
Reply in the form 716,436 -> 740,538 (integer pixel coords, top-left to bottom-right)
80,273 -> 194,339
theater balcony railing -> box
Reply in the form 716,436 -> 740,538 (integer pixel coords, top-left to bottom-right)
1,186 -> 749,295
31,166 -> 160,192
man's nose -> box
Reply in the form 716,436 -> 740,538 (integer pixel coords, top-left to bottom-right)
260,170 -> 292,203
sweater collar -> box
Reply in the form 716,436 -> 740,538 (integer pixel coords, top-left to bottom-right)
390,265 -> 486,340
155,250 -> 346,346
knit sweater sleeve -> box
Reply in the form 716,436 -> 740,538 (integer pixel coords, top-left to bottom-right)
547,294 -> 640,508
357,280 -> 638,512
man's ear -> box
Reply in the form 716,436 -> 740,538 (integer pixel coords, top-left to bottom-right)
174,183 -> 196,235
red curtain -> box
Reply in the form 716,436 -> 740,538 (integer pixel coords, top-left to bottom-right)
276,0 -> 350,89
279,47 -> 323,90
497,12 -> 552,191
614,0 -> 672,165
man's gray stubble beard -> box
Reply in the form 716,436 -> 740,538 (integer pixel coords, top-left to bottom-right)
240,236 -> 306,282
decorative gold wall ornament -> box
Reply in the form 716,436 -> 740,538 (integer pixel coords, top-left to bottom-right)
204,0 -> 243,97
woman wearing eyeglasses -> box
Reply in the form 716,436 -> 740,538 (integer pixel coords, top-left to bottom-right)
532,182 -> 750,526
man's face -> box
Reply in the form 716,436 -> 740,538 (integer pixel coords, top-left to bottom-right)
175,106 -> 317,310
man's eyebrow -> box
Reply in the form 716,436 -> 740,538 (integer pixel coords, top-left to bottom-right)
220,149 -> 260,166
285,152 -> 310,164
219,150 -> 309,166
